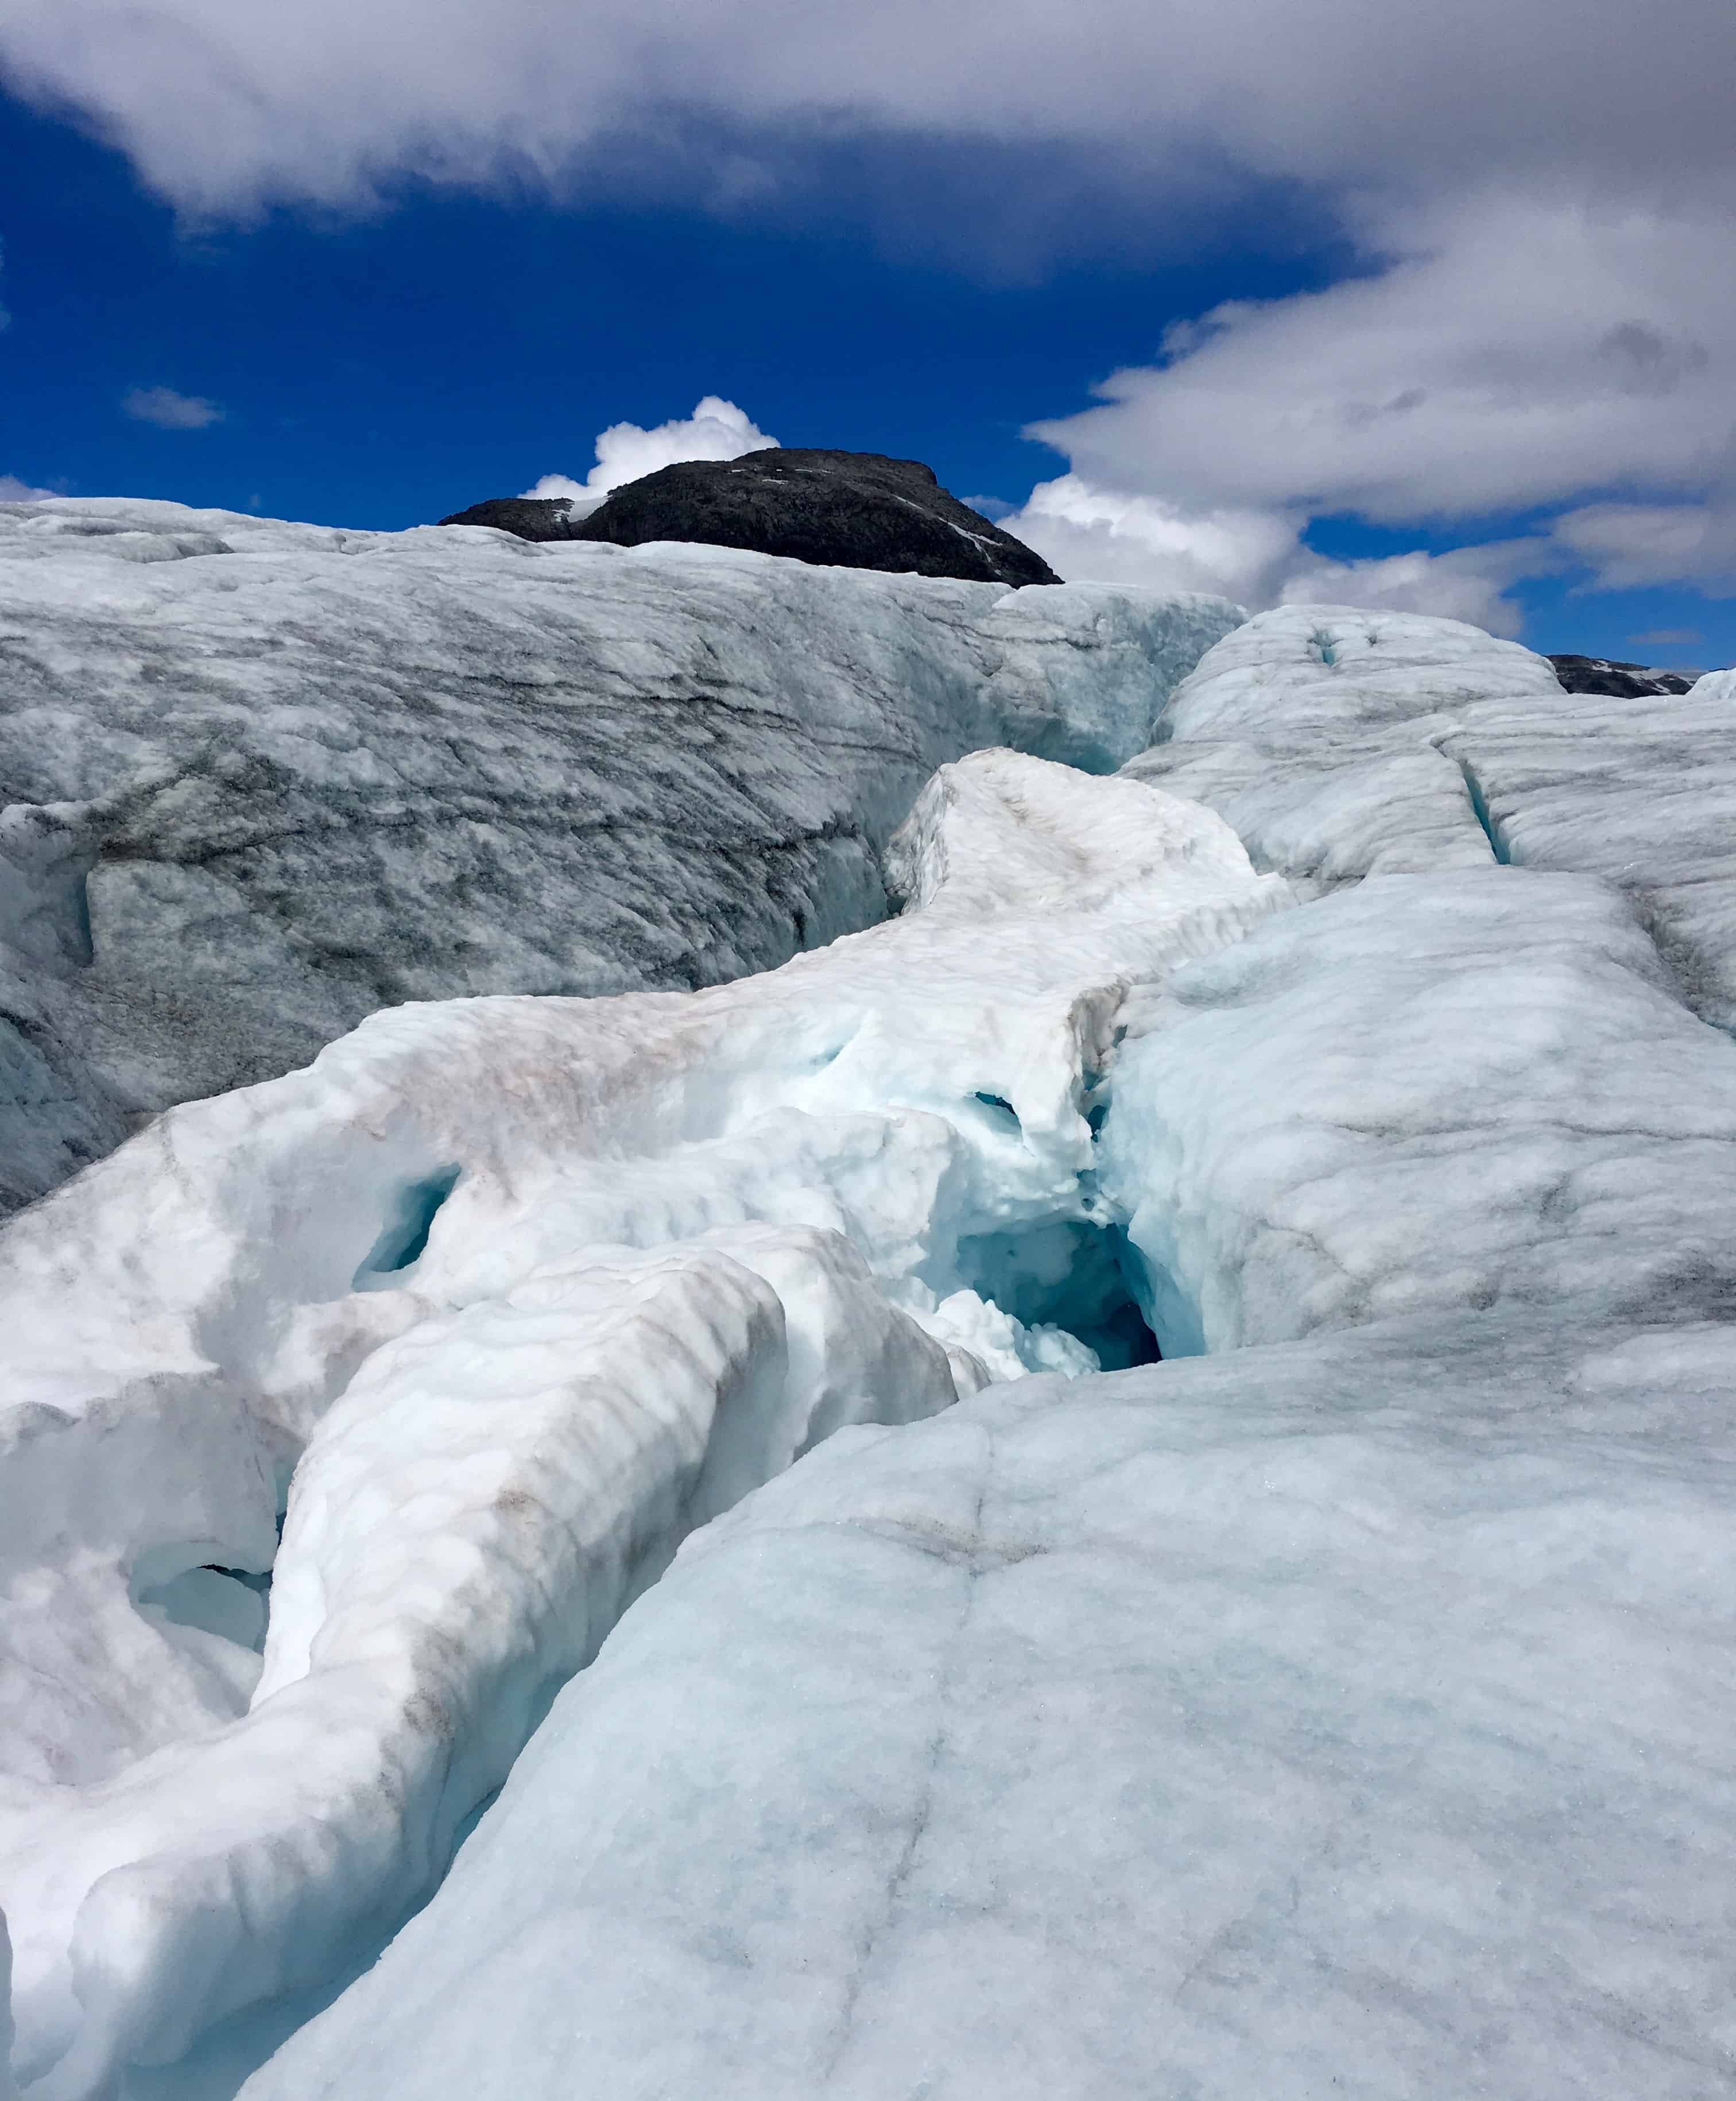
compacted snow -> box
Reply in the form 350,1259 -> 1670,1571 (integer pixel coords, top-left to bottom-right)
0,497 -> 1239,1214
1,566 -> 1733,2099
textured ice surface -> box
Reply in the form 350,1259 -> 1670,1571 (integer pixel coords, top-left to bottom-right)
238,858 -> 1736,2101
0,749 -> 1285,2096
1129,603 -> 1736,1031
6,576 -> 1736,2099
1100,867 -> 1736,1354
0,496 -> 1241,1212
238,1309 -> 1736,2101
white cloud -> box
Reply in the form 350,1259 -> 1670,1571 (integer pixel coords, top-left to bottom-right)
1549,498 -> 1736,595
0,0 -> 1730,230
524,396 -> 777,512
1005,475 -> 1298,604
1027,200 -> 1736,527
1005,474 -> 1553,635
1272,546 -> 1553,640
122,385 -> 224,430
1003,198 -> 1736,626
0,474 -> 55,502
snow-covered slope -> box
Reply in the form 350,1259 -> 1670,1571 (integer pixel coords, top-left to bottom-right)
0,497 -> 1241,1213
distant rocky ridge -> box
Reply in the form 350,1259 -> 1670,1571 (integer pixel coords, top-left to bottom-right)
1548,652 -> 1695,698
440,448 -> 1060,587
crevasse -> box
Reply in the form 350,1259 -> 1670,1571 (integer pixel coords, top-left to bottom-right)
0,750 -> 1289,2098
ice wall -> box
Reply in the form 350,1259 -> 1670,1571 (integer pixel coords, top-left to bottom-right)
0,497 -> 1241,1212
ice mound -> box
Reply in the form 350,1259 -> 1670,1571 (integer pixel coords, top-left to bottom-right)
6,582 -> 1735,2100
237,856 -> 1736,2101
0,495 -> 1242,1213
0,749 -> 1288,2096
1127,602 -> 1736,1028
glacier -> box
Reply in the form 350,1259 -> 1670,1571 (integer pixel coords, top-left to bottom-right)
237,1308 -> 1736,2101
1,554 -> 1734,2099
1128,603 -> 1736,1028
0,496 -> 1239,1216
0,733 -> 1287,2097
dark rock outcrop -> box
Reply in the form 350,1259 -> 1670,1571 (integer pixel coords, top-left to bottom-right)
436,496 -> 590,541
441,450 -> 1061,587
1549,653 -> 1694,699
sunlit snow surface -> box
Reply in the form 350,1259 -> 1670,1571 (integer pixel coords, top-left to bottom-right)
3,585 -> 1735,2099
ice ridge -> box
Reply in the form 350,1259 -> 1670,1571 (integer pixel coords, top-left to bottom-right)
0,496 -> 1242,1215
0,749 -> 1286,2096
3,587 -> 1735,2100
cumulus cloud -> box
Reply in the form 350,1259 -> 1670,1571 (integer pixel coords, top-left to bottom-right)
1003,476 -> 1300,604
122,385 -> 224,430
1272,546 -> 1556,640
0,474 -> 55,502
1025,201 -> 1735,528
524,396 -> 777,512
1004,476 -> 1552,635
1004,199 -> 1736,625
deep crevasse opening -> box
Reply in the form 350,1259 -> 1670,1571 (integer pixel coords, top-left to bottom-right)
947,1218 -> 1161,1373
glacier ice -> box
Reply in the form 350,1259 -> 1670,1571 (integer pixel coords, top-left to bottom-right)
0,748 -> 1286,2095
1100,866 -> 1736,1355
235,841 -> 1736,2101
0,495 -> 1241,1214
3,570 -> 1735,2100
1129,602 -> 1736,1027
239,1303 -> 1736,2101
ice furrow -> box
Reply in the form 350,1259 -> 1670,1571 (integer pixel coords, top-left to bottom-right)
0,750 -> 1289,2095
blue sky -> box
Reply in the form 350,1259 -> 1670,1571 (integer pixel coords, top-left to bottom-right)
0,93 -> 1334,529
2,0 -> 1732,668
